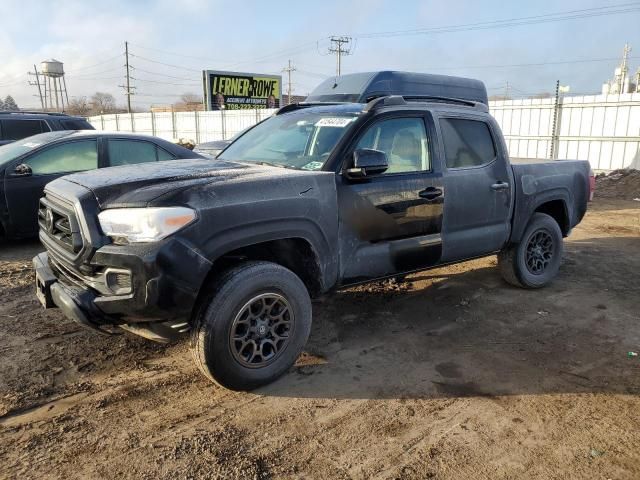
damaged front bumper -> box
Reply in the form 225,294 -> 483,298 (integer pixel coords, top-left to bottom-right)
33,238 -> 212,342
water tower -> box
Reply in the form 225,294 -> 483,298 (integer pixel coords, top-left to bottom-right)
37,59 -> 69,112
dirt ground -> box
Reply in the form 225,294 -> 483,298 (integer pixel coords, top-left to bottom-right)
0,198 -> 639,479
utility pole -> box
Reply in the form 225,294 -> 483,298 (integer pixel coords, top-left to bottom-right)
328,36 -> 352,77
549,80 -> 560,160
282,60 -> 296,105
119,41 -> 134,113
504,81 -> 511,100
28,64 -> 45,110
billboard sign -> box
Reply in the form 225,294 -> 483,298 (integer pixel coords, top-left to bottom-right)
203,70 -> 282,110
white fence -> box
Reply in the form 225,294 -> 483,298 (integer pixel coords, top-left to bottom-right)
492,93 -> 640,170
89,94 -> 640,171
88,109 -> 277,144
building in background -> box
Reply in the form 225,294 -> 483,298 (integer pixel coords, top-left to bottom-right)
602,44 -> 639,94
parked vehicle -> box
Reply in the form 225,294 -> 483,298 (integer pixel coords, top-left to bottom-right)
0,111 -> 93,146
0,131 -> 204,238
193,128 -> 251,157
33,72 -> 593,390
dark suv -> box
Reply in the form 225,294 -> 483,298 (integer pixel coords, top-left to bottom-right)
0,111 -> 94,146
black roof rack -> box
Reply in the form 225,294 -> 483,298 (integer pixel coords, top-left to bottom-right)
0,110 -> 70,116
364,95 -> 488,112
275,102 -> 348,115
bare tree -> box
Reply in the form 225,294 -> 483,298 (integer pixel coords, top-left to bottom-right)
488,94 -> 510,101
180,93 -> 201,104
66,96 -> 92,116
529,92 -> 552,99
90,92 -> 117,114
166,92 -> 203,112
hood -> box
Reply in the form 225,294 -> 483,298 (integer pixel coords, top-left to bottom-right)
58,158 -> 317,208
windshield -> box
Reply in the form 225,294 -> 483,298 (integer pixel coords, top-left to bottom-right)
218,111 -> 358,170
0,131 -> 73,167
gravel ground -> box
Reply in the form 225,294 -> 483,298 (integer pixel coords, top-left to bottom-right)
0,198 -> 639,479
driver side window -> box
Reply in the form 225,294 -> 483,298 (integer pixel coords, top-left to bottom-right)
355,117 -> 430,173
25,140 -> 98,175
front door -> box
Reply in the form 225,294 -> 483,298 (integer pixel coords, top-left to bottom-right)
4,139 -> 99,236
436,116 -> 513,262
337,114 -> 444,284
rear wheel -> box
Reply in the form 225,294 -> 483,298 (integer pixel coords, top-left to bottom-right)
498,212 -> 563,289
191,261 -> 312,390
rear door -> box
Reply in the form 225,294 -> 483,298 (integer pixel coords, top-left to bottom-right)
436,114 -> 513,262
105,138 -> 177,166
4,139 -> 99,236
0,119 -> 49,143
337,112 -> 445,283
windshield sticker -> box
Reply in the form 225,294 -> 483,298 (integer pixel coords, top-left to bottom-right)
301,161 -> 324,171
314,117 -> 354,128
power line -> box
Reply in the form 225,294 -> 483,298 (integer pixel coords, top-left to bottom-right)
129,53 -> 202,72
67,68 -> 123,79
129,41 -> 321,69
133,77 -> 200,87
431,55 -> 640,71
0,77 -> 27,88
354,2 -> 640,38
131,67 -> 200,82
67,76 -> 122,82
296,69 -> 329,79
65,53 -> 123,73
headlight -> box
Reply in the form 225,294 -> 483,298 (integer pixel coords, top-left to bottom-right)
98,207 -> 197,243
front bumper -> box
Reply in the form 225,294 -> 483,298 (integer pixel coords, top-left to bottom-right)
34,252 -> 111,334
33,238 -> 212,329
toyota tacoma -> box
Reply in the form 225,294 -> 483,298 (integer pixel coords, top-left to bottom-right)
33,72 -> 593,390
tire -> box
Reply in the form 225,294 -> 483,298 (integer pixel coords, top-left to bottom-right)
498,212 -> 564,289
191,261 -> 312,390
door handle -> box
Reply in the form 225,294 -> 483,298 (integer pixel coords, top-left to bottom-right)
419,187 -> 443,200
491,181 -> 510,191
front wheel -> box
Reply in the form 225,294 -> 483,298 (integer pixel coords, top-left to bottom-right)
191,261 -> 312,390
498,212 -> 564,289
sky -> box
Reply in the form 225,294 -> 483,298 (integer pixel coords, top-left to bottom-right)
1,0 -> 639,109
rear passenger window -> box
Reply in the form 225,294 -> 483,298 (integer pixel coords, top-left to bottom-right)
1,119 -> 47,140
156,147 -> 176,161
60,119 -> 93,130
108,140 -> 158,166
440,118 -> 496,169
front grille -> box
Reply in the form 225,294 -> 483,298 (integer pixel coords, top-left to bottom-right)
38,197 -> 83,254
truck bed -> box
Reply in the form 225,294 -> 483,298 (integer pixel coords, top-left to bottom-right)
509,158 -> 591,243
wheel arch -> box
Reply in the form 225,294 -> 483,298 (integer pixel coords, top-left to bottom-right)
193,220 -> 337,309
534,199 -> 570,236
510,189 -> 572,244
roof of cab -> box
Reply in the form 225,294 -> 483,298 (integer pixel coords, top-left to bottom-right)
306,71 -> 488,105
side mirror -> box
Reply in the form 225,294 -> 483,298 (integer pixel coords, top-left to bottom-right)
345,149 -> 388,179
13,163 -> 32,176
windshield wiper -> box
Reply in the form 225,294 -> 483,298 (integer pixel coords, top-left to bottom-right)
252,161 -> 298,170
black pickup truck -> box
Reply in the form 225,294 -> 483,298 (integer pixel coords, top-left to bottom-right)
33,72 -> 593,390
